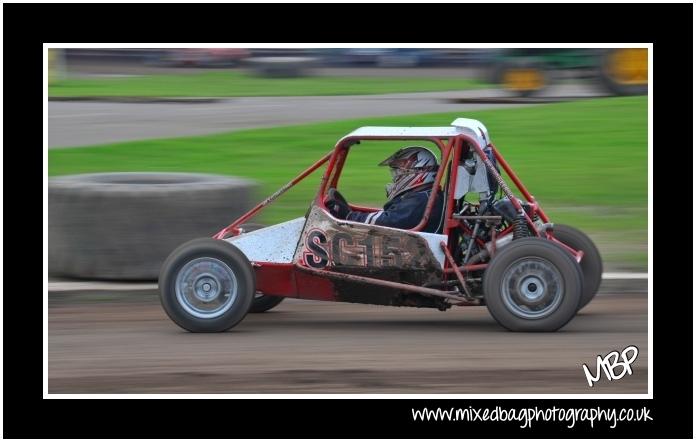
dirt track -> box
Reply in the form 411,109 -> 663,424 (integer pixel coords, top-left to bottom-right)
48,291 -> 648,394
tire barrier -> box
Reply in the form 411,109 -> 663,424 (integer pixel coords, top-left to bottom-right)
48,173 -> 257,280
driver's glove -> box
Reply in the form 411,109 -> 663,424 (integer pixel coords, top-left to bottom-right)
326,198 -> 350,219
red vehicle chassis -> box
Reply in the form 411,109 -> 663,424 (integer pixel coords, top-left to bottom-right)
210,123 -> 583,307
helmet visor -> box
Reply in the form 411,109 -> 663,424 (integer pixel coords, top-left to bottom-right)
389,167 -> 405,181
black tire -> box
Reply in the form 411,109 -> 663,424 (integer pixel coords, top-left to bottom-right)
159,238 -> 255,332
483,238 -> 583,332
597,49 -> 648,96
550,224 -> 603,311
249,293 -> 285,313
237,223 -> 286,313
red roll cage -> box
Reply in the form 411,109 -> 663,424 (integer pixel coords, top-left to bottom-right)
212,124 -> 581,301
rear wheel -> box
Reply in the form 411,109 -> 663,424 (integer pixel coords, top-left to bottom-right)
550,224 -> 603,311
483,238 -> 582,332
249,293 -> 286,313
159,238 -> 255,332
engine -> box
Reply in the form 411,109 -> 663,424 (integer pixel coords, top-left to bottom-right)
450,143 -> 547,297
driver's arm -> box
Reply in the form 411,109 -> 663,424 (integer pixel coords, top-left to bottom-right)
347,191 -> 428,229
331,204 -> 383,223
344,209 -> 371,223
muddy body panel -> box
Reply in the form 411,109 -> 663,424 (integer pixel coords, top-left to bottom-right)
292,205 -> 448,308
225,217 -> 305,264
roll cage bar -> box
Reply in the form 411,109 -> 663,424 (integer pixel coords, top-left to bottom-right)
214,132 -> 550,242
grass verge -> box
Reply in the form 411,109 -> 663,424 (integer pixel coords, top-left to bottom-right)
49,71 -> 488,97
49,96 -> 648,268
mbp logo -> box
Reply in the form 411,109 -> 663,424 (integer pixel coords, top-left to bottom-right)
582,345 -> 639,387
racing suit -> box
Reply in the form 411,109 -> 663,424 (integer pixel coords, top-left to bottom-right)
343,185 -> 444,233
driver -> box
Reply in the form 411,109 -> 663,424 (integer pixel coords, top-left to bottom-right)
325,146 -> 444,233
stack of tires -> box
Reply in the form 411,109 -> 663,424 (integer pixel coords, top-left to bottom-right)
48,173 -> 257,280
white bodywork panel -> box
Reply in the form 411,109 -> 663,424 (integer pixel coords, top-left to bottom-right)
226,217 -> 305,263
341,126 -> 466,141
450,117 -> 491,147
414,231 -> 447,269
454,159 -> 491,199
451,118 -> 493,200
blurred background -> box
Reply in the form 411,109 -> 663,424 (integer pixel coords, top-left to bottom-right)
47,47 -> 649,394
50,47 -> 647,95
48,46 -> 648,276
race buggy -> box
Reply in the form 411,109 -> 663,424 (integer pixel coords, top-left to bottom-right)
159,118 -> 602,332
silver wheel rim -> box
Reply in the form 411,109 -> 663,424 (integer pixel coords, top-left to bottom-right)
501,257 -> 564,319
175,257 -> 238,319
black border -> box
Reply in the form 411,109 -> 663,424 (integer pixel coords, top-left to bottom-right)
4,2 -> 692,439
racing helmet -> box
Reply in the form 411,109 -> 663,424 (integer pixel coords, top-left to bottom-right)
379,146 -> 439,200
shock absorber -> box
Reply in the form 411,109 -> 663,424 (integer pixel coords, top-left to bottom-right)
513,213 -> 530,239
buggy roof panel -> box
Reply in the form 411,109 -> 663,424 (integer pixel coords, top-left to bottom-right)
338,118 -> 490,147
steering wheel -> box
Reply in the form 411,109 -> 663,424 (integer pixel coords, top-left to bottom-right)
324,187 -> 351,218
325,187 -> 348,207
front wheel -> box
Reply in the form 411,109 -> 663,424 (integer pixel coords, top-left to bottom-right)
483,238 -> 583,332
159,238 -> 255,332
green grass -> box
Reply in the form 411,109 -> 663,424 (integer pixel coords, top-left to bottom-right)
49,71 -> 488,97
49,96 -> 648,267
